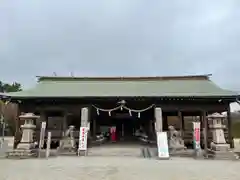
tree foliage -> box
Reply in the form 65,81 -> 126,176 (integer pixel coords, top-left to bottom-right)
0,81 -> 22,93
0,80 -> 22,136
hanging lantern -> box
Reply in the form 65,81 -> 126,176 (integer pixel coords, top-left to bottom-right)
97,108 -> 100,115
109,111 -> 111,116
129,110 -> 132,116
138,112 -> 141,118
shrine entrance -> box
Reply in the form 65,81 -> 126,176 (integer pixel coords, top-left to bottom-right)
111,111 -> 139,142
92,101 -> 155,144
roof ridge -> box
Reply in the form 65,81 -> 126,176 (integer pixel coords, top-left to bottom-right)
37,74 -> 212,81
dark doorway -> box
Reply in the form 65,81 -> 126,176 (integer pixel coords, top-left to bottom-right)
112,114 -> 137,141
95,108 -> 154,144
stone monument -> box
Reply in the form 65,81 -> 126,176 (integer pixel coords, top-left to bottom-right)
59,125 -> 76,155
7,113 -> 39,158
208,113 -> 237,160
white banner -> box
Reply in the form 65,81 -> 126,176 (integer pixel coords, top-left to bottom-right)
78,127 -> 88,151
157,132 -> 169,158
193,122 -> 201,150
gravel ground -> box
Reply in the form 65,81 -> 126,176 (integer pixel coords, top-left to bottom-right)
0,156 -> 240,180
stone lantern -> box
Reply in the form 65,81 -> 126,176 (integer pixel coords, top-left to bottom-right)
208,113 -> 229,151
17,113 -> 39,150
207,113 -> 237,159
7,112 -> 40,158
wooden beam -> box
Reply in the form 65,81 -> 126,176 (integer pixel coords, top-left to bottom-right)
160,104 -> 228,112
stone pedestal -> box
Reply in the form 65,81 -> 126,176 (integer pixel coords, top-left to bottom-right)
208,113 -> 237,160
211,143 -> 230,151
7,113 -> 39,159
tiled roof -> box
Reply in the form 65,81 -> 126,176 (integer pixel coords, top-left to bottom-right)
7,75 -> 237,98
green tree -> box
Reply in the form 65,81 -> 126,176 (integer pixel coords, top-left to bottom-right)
0,81 -> 22,92
0,81 -> 22,137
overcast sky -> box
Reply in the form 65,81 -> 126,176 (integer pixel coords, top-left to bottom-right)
0,0 -> 240,92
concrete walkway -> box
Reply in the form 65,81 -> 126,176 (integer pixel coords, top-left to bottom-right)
0,156 -> 240,180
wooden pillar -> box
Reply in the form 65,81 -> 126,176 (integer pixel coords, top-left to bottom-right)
200,115 -> 203,147
148,119 -> 154,138
13,105 -> 21,149
178,111 -> 184,136
162,115 -> 168,131
61,111 -> 68,137
202,110 -> 208,152
227,105 -> 233,148
40,110 -> 46,122
92,118 -> 96,137
181,115 -> 185,131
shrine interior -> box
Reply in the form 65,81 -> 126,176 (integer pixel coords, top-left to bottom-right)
94,108 -> 155,143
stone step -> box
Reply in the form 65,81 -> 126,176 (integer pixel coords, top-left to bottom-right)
87,146 -> 144,157
6,149 -> 38,159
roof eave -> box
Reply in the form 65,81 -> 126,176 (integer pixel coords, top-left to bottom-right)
8,95 -> 238,100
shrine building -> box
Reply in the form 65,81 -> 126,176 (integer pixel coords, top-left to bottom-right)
6,74 -> 239,149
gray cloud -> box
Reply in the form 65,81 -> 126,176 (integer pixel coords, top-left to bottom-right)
0,0 -> 240,92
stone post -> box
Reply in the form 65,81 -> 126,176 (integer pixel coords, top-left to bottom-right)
46,131 -> 51,158
81,107 -> 89,127
154,107 -> 163,132
78,107 -> 89,156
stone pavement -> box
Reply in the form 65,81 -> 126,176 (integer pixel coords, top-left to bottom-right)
0,156 -> 240,180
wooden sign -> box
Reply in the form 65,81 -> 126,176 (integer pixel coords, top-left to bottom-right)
157,132 -> 169,159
